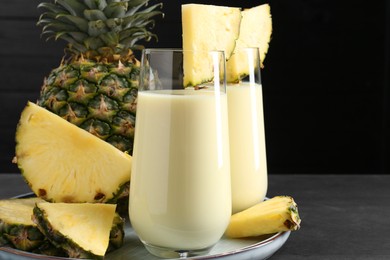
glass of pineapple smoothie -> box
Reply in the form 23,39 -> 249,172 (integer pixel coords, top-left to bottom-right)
129,49 -> 231,258
226,47 -> 268,214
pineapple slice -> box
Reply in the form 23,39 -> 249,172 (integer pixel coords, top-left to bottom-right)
225,196 -> 301,238
182,4 -> 241,86
0,198 -> 46,251
32,202 -> 117,259
227,4 -> 272,83
14,101 -> 132,203
0,198 -> 124,256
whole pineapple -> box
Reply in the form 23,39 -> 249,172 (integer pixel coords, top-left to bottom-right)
36,0 -> 163,155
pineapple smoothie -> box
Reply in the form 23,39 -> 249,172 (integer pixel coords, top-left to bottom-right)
129,89 -> 231,250
227,83 -> 268,213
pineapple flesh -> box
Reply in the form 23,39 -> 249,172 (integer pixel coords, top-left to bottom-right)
181,4 -> 241,86
15,102 -> 132,203
226,4 -> 272,83
225,196 -> 301,238
36,0 -> 163,155
32,202 -> 117,259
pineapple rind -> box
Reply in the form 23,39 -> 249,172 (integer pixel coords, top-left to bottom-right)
225,196 -> 301,238
38,59 -> 139,154
15,102 -> 132,203
107,213 -> 125,251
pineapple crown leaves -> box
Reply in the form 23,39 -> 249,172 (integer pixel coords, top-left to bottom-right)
37,0 -> 163,59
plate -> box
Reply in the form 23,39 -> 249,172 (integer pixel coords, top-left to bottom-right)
0,193 -> 290,260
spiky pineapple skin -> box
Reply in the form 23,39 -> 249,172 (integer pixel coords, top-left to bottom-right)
38,57 -> 139,155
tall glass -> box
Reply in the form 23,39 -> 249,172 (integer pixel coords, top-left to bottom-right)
227,48 -> 268,214
129,49 -> 231,258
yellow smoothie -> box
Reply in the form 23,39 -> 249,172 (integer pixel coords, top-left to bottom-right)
129,89 -> 231,250
227,83 -> 268,213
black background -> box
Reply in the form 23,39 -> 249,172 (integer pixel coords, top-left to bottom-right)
1,0 -> 389,174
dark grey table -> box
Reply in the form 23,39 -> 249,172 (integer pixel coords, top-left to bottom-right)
1,173 -> 389,259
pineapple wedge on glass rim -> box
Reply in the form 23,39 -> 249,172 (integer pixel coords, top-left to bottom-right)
181,4 -> 241,86
181,3 -> 272,84
226,4 -> 272,83
14,102 -> 132,204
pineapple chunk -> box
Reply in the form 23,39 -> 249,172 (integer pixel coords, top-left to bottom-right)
33,202 -> 116,259
226,4 -> 272,83
182,4 -> 241,86
225,196 -> 301,238
14,101 -> 132,203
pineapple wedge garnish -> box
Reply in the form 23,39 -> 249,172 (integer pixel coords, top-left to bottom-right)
181,4 -> 241,86
225,196 -> 301,238
181,3 -> 272,84
226,4 -> 272,83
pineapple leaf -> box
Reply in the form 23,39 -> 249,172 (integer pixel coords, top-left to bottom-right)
38,11 -> 57,21
54,0 -> 87,17
84,9 -> 108,21
121,31 -> 155,49
38,2 -> 66,14
42,22 -> 79,34
124,3 -> 144,16
126,2 -> 162,16
138,3 -> 163,16
84,37 -> 105,50
40,30 -> 57,40
68,32 -> 89,42
105,18 -> 123,31
56,34 -> 88,52
54,31 -> 68,41
56,14 -> 89,32
37,17 -> 55,27
37,0 -> 163,56
122,10 -> 162,29
119,27 -> 148,41
88,20 -> 108,37
103,2 -> 127,18
99,32 -> 119,46
126,0 -> 149,8
82,0 -> 105,10
96,0 -> 109,11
